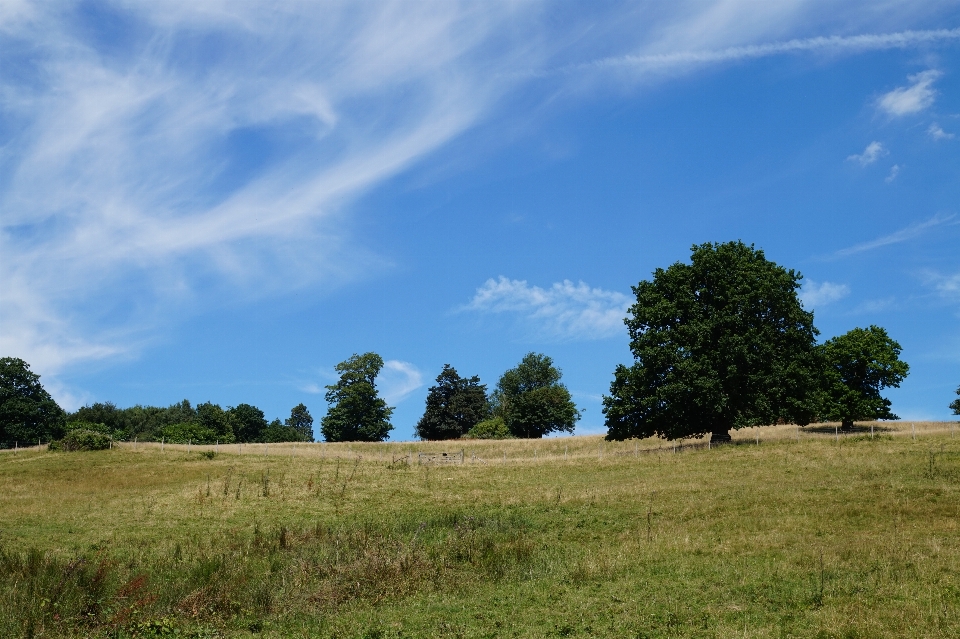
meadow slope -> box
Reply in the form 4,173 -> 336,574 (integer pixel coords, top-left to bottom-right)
1,422 -> 958,638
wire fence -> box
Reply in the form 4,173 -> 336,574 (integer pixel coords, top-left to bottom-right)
3,420 -> 957,463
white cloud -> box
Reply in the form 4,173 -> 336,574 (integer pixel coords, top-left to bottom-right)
885,164 -> 901,183
378,360 -> 424,404
877,69 -> 941,116
928,123 -> 955,140
830,212 -> 956,258
464,277 -> 631,340
800,281 -> 850,308
922,271 -> 960,303
847,141 -> 887,166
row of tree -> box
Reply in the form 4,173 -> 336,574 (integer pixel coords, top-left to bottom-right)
318,351 -> 580,442
2,241 -> 958,446
0,357 -> 314,445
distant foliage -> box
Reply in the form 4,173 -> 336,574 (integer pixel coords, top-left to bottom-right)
492,353 -> 579,439
603,241 -> 820,442
321,353 -> 394,442
465,417 -> 513,439
160,422 -> 219,445
951,386 -> 960,416
416,365 -> 489,440
819,325 -> 909,430
67,398 -> 311,443
0,357 -> 65,445
50,429 -> 111,451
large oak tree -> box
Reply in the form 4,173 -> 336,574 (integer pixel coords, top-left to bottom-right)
603,241 -> 820,443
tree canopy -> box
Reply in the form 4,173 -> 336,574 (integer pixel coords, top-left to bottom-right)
603,241 -> 820,442
819,326 -> 909,430
0,357 -> 65,445
492,353 -> 579,438
416,365 -> 489,440
321,352 -> 394,442
952,386 -> 960,416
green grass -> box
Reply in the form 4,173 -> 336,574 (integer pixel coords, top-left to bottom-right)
1,422 -> 959,638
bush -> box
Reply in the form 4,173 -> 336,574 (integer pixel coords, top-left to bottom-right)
160,422 -> 218,444
49,429 -> 112,451
465,417 -> 513,440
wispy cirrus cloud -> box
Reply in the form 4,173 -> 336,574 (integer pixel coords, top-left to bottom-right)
847,141 -> 887,166
828,213 -> 957,258
464,277 -> 631,340
378,360 -> 424,404
877,69 -> 942,116
4,1 -> 960,390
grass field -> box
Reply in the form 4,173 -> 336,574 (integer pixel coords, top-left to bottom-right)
2,421 -> 959,638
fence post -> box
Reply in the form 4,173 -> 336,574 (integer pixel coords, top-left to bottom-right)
756,431 -> 759,446
912,422 -> 916,441
871,424 -> 874,439
161,437 -> 164,452
835,426 -> 838,443
216,440 -> 219,454
188,439 -> 191,452
565,445 -> 568,460
797,425 -> 800,443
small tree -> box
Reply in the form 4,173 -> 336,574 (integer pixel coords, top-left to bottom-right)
819,326 -> 909,431
416,365 -> 489,440
492,353 -> 579,438
0,357 -> 65,445
603,241 -> 820,442
321,353 -> 394,442
285,403 -> 315,442
951,386 -> 960,416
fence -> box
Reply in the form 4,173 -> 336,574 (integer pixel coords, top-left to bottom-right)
4,421 -> 957,462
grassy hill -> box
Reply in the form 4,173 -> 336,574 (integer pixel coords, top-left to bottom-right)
2,422 -> 958,638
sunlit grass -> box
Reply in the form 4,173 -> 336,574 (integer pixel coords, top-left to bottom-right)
1,422 -> 958,637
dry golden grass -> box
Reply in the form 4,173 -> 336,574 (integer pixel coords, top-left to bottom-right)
1,422 -> 958,638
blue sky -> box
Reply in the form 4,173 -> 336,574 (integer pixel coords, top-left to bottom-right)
2,1 -> 959,439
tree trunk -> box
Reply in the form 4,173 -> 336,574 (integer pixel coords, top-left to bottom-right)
840,419 -> 854,432
710,429 -> 732,444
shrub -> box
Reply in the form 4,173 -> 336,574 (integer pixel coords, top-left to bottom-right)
160,422 -> 218,444
50,429 -> 111,451
465,417 -> 513,439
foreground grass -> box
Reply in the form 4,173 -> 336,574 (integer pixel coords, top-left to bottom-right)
1,424 -> 958,638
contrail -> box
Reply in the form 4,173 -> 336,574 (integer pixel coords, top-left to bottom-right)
518,28 -> 960,78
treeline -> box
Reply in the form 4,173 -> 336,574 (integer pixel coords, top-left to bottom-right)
4,241 -> 960,449
0,359 -> 314,446
68,400 -> 314,444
